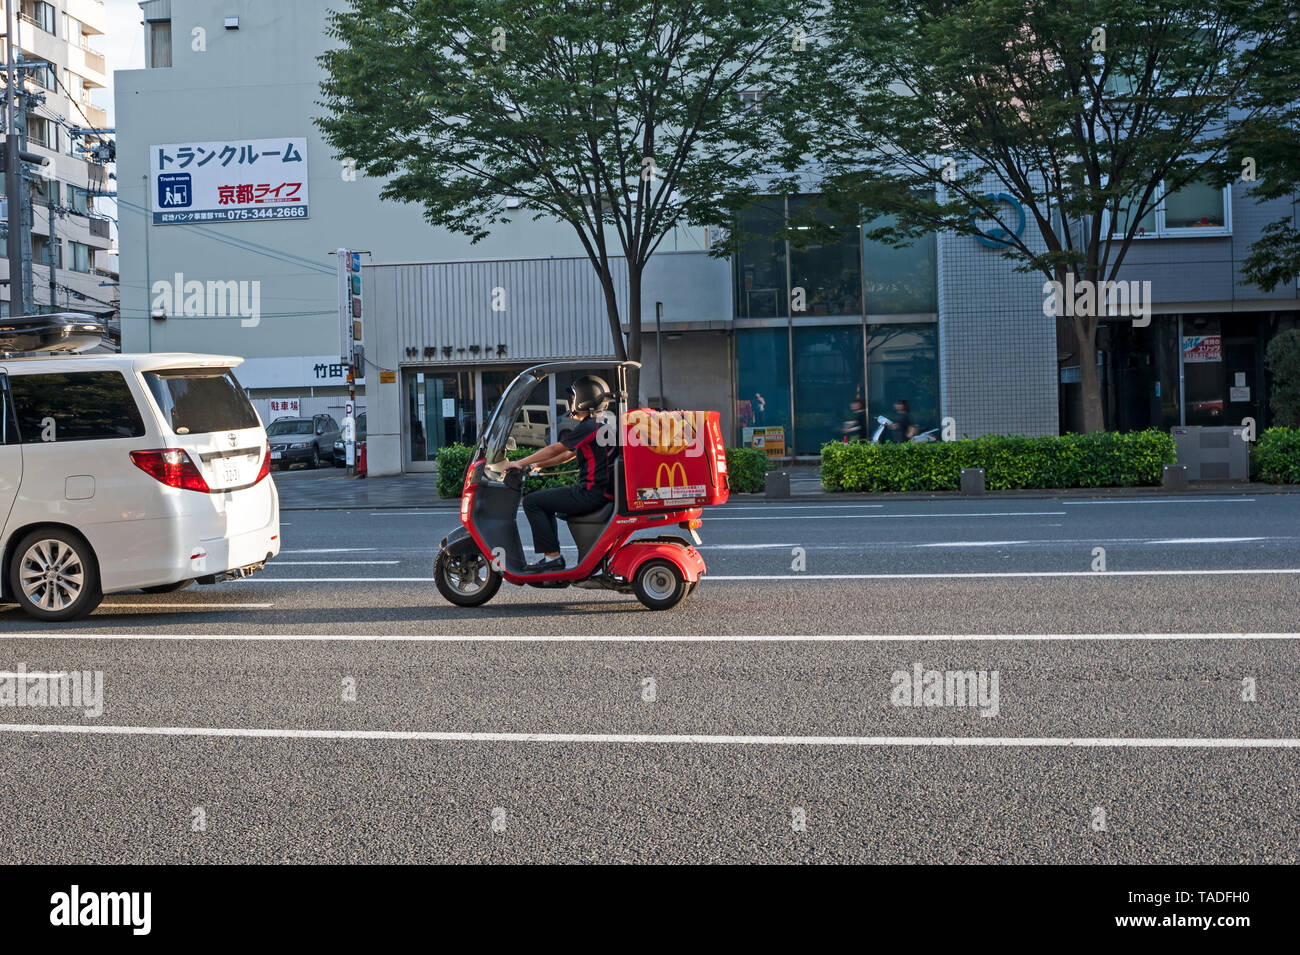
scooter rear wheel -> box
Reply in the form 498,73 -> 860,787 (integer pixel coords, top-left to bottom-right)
632,558 -> 689,611
435,546 -> 501,607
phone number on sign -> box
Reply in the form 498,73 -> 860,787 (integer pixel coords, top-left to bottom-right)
155,206 -> 310,224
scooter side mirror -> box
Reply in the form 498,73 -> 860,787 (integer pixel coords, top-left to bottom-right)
505,436 -> 517,451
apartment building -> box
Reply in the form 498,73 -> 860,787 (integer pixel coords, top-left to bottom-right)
1,0 -> 114,317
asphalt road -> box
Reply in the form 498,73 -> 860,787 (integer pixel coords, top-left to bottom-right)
0,491 -> 1297,863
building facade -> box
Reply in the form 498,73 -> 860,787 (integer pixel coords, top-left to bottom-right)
116,0 -> 1300,472
1,0 -> 114,317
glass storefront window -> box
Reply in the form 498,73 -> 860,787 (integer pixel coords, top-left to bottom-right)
863,213 -> 937,314
793,326 -> 865,454
735,327 -> 792,447
866,324 -> 940,438
787,196 -> 862,317
734,200 -> 787,318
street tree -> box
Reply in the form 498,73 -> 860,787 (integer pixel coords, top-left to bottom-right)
814,0 -> 1300,432
317,0 -> 812,399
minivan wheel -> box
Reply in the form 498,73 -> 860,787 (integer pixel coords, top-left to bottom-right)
9,529 -> 102,621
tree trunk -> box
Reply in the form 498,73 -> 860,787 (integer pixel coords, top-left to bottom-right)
1072,314 -> 1104,433
599,268 -> 628,363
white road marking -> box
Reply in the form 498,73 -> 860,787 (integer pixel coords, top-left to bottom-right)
0,722 -> 1294,748
96,602 -> 274,610
708,511 -> 1068,521
1060,498 -> 1256,505
709,569 -> 1300,580
5,632 -> 1296,643
233,567 -> 1300,584
719,504 -> 884,512
274,560 -> 401,565
918,541 -> 1029,548
1146,537 -> 1264,544
282,548 -> 377,554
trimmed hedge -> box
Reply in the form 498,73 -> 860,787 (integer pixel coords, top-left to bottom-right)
821,430 -> 1176,492
1251,427 -> 1300,484
434,443 -> 577,498
435,443 -> 770,497
725,446 -> 772,493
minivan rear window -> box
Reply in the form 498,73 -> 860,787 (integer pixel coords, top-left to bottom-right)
144,369 -> 260,435
8,371 -> 146,443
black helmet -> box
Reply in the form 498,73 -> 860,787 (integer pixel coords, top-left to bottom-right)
569,375 -> 611,412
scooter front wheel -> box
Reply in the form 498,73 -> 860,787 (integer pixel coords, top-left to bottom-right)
435,546 -> 502,607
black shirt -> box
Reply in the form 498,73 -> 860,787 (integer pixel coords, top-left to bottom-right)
561,415 -> 614,499
891,412 -> 913,442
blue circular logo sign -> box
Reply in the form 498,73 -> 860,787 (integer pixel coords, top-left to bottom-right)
971,193 -> 1026,248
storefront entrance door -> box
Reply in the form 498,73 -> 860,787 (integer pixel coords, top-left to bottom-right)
404,369 -> 475,471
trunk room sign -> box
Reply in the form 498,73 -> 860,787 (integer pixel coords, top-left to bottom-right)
150,137 -> 310,224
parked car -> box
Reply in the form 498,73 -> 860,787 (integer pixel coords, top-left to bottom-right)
333,412 -> 366,466
267,414 -> 340,469
0,353 -> 280,621
509,404 -> 553,449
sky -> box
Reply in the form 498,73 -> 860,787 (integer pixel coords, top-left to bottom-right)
99,0 -> 146,126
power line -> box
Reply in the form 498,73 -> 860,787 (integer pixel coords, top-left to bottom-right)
114,196 -> 337,276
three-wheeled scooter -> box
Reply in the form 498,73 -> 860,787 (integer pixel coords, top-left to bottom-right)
434,361 -> 729,611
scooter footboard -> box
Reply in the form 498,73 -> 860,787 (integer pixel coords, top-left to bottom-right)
468,480 -> 528,573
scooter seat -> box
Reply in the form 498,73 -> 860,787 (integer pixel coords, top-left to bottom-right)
565,502 -> 615,525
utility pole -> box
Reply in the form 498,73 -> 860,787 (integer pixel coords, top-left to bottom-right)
46,192 -> 55,309
3,0 -> 23,316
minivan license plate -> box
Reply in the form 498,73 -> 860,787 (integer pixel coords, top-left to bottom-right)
221,462 -> 242,485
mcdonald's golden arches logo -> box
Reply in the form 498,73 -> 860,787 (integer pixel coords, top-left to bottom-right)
655,461 -> 688,488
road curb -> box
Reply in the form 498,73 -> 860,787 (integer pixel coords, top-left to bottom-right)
280,483 -> 1299,510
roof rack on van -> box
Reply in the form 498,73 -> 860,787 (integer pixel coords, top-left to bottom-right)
0,313 -> 107,358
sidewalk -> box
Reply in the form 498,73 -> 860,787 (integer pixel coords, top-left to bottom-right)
276,464 -> 1298,510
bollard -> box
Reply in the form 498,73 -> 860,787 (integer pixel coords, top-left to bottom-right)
960,468 -> 985,495
1162,464 -> 1188,491
764,470 -> 790,499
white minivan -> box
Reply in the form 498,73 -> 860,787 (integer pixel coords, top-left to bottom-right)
0,353 -> 280,621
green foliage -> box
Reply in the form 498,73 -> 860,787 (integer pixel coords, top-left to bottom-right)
725,447 -> 772,493
813,0 -> 1300,431
1265,329 -> 1300,428
317,0 -> 812,368
1251,428 -> 1300,484
435,444 -> 576,498
821,431 -> 1176,492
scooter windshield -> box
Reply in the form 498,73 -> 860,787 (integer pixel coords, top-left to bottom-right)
480,371 -> 542,464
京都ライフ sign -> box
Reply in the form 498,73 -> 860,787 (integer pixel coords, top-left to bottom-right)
150,138 -> 309,224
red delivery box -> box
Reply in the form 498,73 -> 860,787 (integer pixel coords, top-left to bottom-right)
621,409 -> 730,512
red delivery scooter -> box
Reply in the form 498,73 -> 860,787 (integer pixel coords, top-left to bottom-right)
434,360 -> 729,611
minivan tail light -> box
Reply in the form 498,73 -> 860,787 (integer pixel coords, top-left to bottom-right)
254,440 -> 271,484
130,448 -> 212,493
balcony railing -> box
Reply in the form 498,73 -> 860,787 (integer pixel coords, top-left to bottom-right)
80,48 -> 105,74
78,101 -> 107,127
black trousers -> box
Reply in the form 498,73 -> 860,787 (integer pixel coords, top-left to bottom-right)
523,486 -> 610,554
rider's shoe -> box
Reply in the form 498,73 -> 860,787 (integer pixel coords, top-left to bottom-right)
521,556 -> 565,574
